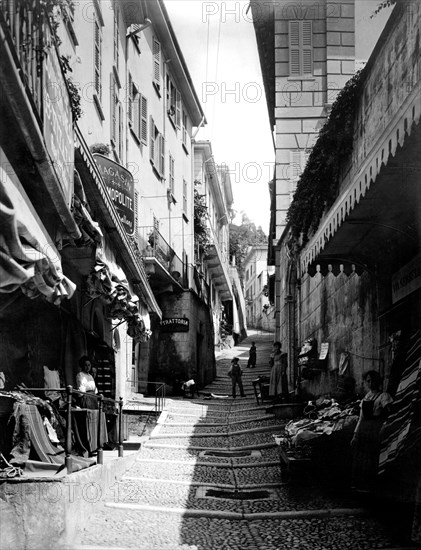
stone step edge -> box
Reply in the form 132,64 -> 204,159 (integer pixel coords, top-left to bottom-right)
103,502 -> 369,521
121,475 -> 283,489
162,415 -> 275,427
143,442 -> 277,451
166,405 -> 268,413
150,425 -> 282,439
134,458 -> 281,469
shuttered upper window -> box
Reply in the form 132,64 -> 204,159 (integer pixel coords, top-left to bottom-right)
289,20 -> 313,77
94,18 -> 102,99
153,37 -> 161,90
169,154 -> 175,194
150,117 -> 165,178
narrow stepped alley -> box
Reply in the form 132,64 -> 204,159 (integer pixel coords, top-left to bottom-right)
71,333 -> 411,550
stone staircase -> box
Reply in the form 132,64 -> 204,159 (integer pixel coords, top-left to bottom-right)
71,332 -> 401,550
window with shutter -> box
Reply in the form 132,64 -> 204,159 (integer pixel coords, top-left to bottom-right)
118,102 -> 123,160
182,110 -> 188,148
94,18 -> 102,99
133,92 -> 140,139
176,91 -> 181,128
150,116 -> 155,162
289,20 -> 313,76
140,95 -> 148,145
153,38 -> 161,89
128,73 -> 133,124
159,135 -> 165,177
114,6 -> 119,71
183,179 -> 187,213
169,154 -> 175,193
110,74 -> 117,144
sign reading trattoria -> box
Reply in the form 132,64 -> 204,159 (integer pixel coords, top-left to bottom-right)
93,154 -> 135,235
160,318 -> 190,333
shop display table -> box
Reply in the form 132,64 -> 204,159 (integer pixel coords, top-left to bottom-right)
274,436 -> 312,482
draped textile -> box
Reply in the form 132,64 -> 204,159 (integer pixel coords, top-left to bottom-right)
0,167 -> 76,305
378,330 -> 421,474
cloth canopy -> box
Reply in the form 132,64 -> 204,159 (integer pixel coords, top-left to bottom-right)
0,160 -> 76,305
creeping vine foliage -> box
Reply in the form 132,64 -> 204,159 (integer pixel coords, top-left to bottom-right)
286,69 -> 365,245
194,181 -> 212,253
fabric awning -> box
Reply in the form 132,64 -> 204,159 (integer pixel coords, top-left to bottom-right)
0,156 -> 76,305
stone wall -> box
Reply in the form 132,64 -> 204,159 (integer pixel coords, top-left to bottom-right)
148,290 -> 215,393
299,264 -> 379,398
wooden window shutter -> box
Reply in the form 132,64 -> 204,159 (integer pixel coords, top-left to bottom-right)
110,74 -> 116,143
94,19 -> 102,98
169,154 -> 174,192
153,38 -> 161,88
114,6 -> 119,70
302,21 -> 313,75
290,150 -> 302,180
289,21 -> 300,76
133,91 -> 140,138
289,20 -> 313,76
141,95 -> 148,145
118,102 -> 123,159
176,91 -> 181,128
128,73 -> 133,124
159,135 -> 165,176
150,116 -> 155,161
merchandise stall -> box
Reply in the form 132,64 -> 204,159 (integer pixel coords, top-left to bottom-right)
274,397 -> 359,483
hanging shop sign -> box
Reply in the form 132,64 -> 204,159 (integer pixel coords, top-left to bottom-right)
93,154 -> 135,235
43,25 -> 73,206
392,253 -> 421,304
160,318 -> 190,333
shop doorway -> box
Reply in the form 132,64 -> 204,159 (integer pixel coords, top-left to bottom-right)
86,333 -> 116,401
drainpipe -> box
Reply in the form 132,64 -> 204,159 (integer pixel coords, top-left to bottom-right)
0,25 -> 81,240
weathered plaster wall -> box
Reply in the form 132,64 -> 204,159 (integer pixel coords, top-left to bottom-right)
299,264 -> 379,398
0,453 -> 137,550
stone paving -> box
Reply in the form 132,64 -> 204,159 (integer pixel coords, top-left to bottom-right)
71,331 -> 415,550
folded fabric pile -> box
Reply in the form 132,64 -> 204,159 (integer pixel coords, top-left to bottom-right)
282,398 -> 359,448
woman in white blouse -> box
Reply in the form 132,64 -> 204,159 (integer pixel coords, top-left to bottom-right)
76,356 -> 98,408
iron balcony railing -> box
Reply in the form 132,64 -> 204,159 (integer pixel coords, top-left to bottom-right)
13,386 -> 125,473
138,226 -> 187,287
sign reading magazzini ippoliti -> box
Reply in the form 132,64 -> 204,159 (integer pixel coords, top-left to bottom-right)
93,154 -> 135,235
160,318 -> 190,333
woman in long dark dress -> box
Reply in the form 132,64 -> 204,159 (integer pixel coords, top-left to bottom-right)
351,370 -> 393,491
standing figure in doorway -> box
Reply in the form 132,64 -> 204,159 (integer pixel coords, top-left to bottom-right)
351,370 -> 393,492
269,342 -> 289,401
76,356 -> 98,409
228,358 -> 245,398
247,342 -> 257,368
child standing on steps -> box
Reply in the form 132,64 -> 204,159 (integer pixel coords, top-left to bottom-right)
228,357 -> 245,398
247,342 -> 257,368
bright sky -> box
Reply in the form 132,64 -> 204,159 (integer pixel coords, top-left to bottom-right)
164,0 -> 393,232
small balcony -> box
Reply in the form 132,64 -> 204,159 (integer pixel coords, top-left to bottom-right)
204,228 -> 233,302
137,226 -> 187,292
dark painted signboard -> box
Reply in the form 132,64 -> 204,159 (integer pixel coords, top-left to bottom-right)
93,154 -> 135,235
43,24 -> 73,206
160,318 -> 190,333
